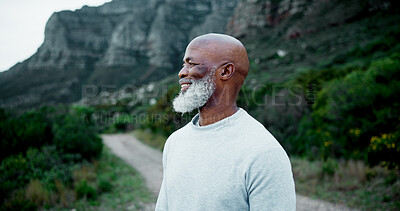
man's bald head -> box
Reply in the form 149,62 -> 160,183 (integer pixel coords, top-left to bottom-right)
175,33 -> 249,116
187,33 -> 249,78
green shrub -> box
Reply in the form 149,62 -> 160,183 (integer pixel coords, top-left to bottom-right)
0,109 -> 53,161
292,53 -> 400,166
0,189 -> 37,211
322,158 -> 338,177
368,132 -> 400,169
0,146 -> 75,204
53,116 -> 102,160
0,106 -> 104,209
75,180 -> 97,200
97,176 -> 112,193
24,146 -> 76,185
0,154 -> 29,202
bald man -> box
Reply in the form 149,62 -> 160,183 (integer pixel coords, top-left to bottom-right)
156,33 -> 296,210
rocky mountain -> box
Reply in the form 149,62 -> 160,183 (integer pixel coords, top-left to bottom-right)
228,0 -> 398,84
0,0 -> 398,109
0,0 -> 238,108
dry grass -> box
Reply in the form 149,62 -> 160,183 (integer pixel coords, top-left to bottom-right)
291,157 -> 400,210
132,129 -> 167,150
25,179 -> 52,206
73,164 -> 97,183
54,179 -> 75,208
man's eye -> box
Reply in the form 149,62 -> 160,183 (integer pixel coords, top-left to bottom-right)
183,63 -> 196,67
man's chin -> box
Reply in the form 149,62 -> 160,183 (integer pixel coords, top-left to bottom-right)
173,106 -> 197,114
172,96 -> 198,114
180,86 -> 192,95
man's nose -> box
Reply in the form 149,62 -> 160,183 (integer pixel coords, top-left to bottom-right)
178,66 -> 189,79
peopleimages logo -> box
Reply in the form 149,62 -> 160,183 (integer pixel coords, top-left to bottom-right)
81,84 -> 169,107
80,83 -> 317,108
238,84 -> 317,107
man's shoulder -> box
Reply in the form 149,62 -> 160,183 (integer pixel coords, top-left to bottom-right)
162,122 -> 190,154
165,122 -> 192,143
234,110 -> 272,138
234,109 -> 265,128
234,110 -> 284,152
239,112 -> 291,167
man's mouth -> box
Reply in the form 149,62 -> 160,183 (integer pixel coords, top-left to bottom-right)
180,83 -> 191,92
179,78 -> 192,92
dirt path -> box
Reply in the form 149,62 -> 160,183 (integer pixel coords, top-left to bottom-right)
102,134 -> 357,211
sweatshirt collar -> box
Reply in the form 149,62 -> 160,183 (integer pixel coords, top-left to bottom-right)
190,108 -> 245,131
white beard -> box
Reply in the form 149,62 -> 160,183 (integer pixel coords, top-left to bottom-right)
172,68 -> 216,114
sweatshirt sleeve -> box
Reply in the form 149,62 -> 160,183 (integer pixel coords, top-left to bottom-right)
155,140 -> 170,210
245,148 -> 296,211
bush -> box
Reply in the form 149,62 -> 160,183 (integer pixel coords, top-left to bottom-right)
0,105 -> 104,209
0,154 -> 29,202
322,158 -> 338,177
24,146 -> 76,185
0,146 -> 75,204
97,176 -> 112,193
368,132 -> 400,169
0,189 -> 37,211
0,109 -> 53,161
292,53 -> 400,167
53,116 -> 102,160
75,180 -> 97,200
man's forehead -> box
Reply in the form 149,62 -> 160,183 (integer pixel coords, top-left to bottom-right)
183,34 -> 239,62
188,33 -> 242,50
183,45 -> 211,62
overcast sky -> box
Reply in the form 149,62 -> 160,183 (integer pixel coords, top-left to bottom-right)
0,0 -> 112,72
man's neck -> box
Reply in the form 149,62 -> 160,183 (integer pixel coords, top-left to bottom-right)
198,103 -> 238,126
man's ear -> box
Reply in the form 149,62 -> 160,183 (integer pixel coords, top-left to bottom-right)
220,63 -> 235,81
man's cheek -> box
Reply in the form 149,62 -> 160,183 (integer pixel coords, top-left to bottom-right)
190,65 -> 209,78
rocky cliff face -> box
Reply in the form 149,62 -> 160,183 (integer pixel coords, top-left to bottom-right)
1,0 -> 396,109
227,0 -> 393,39
227,0 -> 311,38
0,0 -> 238,108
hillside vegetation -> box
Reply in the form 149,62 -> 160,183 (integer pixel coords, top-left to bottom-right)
101,6 -> 400,210
1,0 -> 400,210
134,7 -> 400,166
0,106 -> 103,209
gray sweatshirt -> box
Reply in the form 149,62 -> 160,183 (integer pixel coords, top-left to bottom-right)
156,108 -> 296,210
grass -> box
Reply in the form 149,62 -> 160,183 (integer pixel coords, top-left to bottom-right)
291,157 -> 400,210
132,129 -> 167,151
2,146 -> 155,210
72,147 -> 155,211
51,147 -> 156,211
130,129 -> 400,210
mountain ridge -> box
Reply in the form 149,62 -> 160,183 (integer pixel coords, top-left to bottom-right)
1,0 -> 398,109
0,0 -> 238,108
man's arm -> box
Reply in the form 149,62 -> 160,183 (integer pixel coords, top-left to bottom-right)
246,148 -> 296,210
155,174 -> 167,210
155,140 -> 170,210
